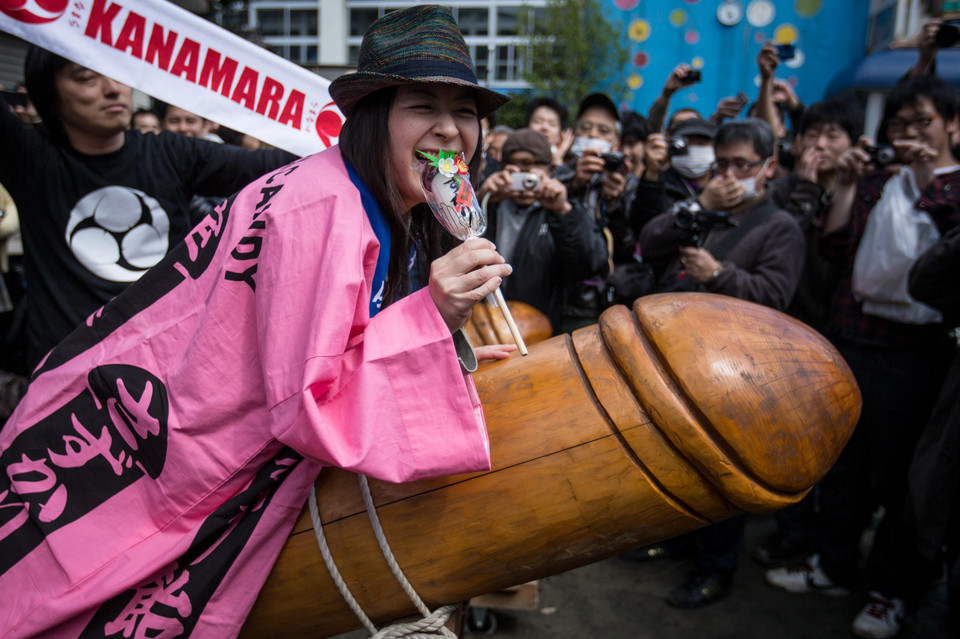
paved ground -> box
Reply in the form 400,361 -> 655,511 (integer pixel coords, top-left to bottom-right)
334,514 -> 952,639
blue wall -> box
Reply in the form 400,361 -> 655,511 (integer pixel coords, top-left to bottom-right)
604,0 -> 870,117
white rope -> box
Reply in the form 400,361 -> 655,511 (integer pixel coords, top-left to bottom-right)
309,486 -> 379,635
309,475 -> 458,638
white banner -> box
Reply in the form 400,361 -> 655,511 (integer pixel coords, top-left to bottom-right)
0,0 -> 343,156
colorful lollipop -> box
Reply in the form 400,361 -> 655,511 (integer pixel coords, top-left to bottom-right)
416,150 -> 528,356
416,150 -> 486,239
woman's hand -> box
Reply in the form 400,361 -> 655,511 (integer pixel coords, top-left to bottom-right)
429,238 -> 512,333
475,343 -> 518,362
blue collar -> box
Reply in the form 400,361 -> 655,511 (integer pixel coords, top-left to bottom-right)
344,159 -> 390,317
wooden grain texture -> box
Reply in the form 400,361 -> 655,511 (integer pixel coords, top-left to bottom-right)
464,300 -> 553,347
241,293 -> 861,638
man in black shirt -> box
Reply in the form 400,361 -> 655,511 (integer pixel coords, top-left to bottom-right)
1,46 -> 297,368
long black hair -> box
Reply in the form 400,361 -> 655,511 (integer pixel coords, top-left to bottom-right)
24,45 -> 72,143
338,85 -> 483,307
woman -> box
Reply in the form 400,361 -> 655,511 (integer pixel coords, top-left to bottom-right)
0,6 -> 511,638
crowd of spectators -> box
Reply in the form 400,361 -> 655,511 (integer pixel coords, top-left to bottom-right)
2,23 -> 960,639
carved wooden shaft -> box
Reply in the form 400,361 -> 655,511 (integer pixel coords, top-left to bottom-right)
241,294 -> 860,638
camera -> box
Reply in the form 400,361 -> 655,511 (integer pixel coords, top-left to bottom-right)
865,144 -> 897,166
774,43 -> 796,61
511,172 -> 541,191
668,136 -> 688,157
936,20 -> 960,48
599,152 -> 626,172
686,69 -> 701,83
673,201 -> 738,247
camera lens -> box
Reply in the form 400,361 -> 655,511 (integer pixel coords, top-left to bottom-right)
668,137 -> 688,157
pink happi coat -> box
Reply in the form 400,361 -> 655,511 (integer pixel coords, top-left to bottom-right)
0,146 -> 491,638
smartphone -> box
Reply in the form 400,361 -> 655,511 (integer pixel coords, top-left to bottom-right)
735,91 -> 749,107
686,69 -> 702,83
774,43 -> 796,61
511,172 -> 541,191
1,91 -> 28,108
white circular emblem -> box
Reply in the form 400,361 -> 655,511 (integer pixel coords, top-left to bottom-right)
717,0 -> 743,26
65,186 -> 171,282
746,0 -> 775,28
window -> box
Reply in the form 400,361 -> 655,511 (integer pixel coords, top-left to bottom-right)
496,44 -> 512,81
532,7 -> 548,35
472,45 -> 489,82
306,45 -> 318,64
350,8 -> 378,36
258,8 -> 284,36
290,9 -> 317,36
497,7 -> 519,36
459,8 -> 488,36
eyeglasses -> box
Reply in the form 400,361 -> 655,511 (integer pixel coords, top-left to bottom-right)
886,114 -> 938,134
711,158 -> 764,173
574,120 -> 616,138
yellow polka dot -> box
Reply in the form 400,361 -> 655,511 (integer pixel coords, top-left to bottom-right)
629,19 -> 651,43
794,0 -> 822,17
692,56 -> 705,69
774,24 -> 799,44
669,9 -> 687,27
628,74 -> 643,90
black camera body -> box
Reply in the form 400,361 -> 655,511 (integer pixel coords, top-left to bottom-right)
936,20 -> 960,48
866,144 -> 897,166
687,69 -> 701,83
673,201 -> 738,247
668,136 -> 688,157
599,151 -> 626,172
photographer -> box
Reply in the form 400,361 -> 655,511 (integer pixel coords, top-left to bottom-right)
628,117 -> 716,235
641,118 -> 804,313
478,129 -> 608,330
554,93 -> 634,331
767,74 -> 960,639
638,119 -> 804,609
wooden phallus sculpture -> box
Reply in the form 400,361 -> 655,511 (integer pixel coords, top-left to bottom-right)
241,293 -> 861,638
465,300 -> 553,347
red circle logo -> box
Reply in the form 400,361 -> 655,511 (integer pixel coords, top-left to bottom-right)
314,101 -> 343,148
0,0 -> 69,24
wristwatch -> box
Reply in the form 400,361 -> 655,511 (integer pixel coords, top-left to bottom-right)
712,264 -> 725,279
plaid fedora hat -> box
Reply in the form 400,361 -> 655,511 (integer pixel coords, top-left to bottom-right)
329,5 -> 509,118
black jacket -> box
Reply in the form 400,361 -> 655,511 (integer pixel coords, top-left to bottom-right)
483,198 -> 608,331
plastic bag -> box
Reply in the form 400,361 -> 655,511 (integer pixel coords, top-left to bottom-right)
851,167 -> 943,324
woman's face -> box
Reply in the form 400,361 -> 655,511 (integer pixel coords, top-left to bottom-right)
389,84 -> 480,211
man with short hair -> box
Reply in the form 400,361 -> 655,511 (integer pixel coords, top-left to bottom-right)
767,74 -> 960,639
524,96 -> 571,167
131,108 -> 161,135
478,129 -> 607,328
640,119 -> 805,608
555,93 -> 633,332
160,104 -> 212,139
0,47 -> 296,368
751,98 -> 862,569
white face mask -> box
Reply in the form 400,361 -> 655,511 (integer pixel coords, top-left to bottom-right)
737,158 -> 770,202
671,145 -> 715,178
570,136 -> 612,156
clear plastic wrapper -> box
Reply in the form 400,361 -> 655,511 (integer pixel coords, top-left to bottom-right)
416,150 -> 486,238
